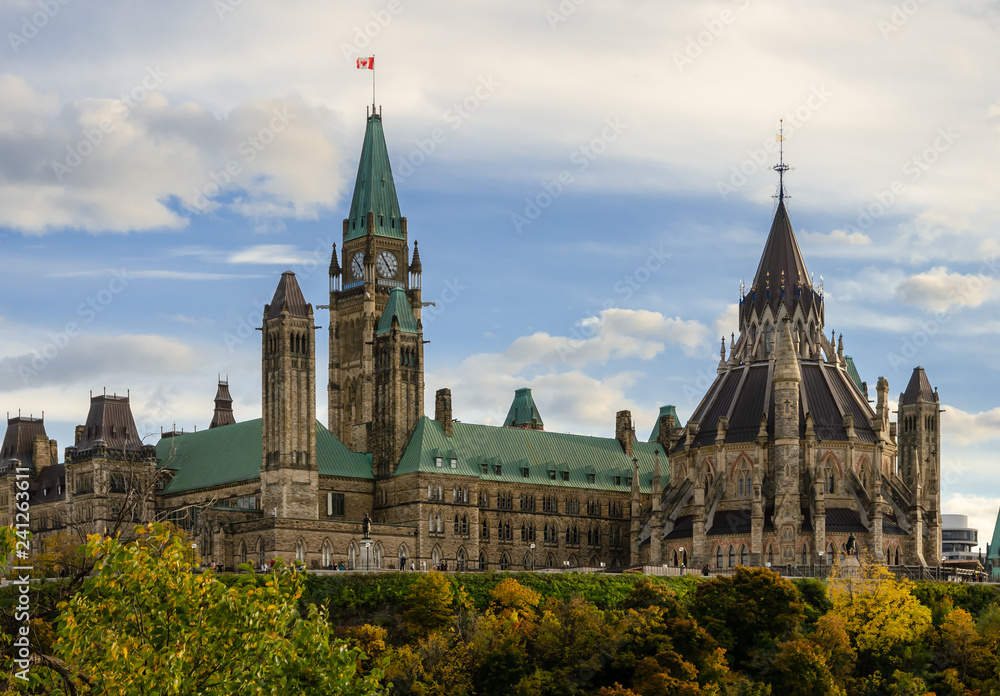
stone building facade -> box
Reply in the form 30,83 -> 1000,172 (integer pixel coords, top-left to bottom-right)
1,110 -> 940,573
647,199 -> 942,571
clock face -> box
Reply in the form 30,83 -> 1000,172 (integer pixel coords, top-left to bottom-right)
376,250 -> 398,279
351,252 -> 365,280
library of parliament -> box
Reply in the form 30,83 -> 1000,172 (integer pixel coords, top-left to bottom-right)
0,109 -> 942,572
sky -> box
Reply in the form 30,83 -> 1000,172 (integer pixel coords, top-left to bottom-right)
1,0 -> 998,551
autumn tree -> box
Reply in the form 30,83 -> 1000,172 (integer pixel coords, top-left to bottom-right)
692,567 -> 805,671
37,523 -> 387,695
827,559 -> 931,677
401,571 -> 455,638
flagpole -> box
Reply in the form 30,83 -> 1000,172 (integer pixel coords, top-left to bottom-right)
372,53 -> 376,110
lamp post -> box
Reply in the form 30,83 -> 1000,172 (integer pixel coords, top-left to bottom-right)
529,543 -> 535,572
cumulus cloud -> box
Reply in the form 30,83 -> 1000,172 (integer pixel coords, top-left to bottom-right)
942,404 -> 1000,447
895,266 -> 994,313
801,228 -> 871,246
942,493 -> 1000,553
0,75 -> 343,234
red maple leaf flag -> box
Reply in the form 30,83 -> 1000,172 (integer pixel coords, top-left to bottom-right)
357,57 -> 374,70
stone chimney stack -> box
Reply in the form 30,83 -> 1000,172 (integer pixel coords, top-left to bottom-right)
435,388 -> 453,436
616,410 -> 635,457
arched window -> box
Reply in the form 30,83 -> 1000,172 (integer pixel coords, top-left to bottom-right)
295,540 -> 305,564
256,537 -> 265,565
429,512 -> 434,532
456,547 -> 466,570
768,544 -> 774,565
436,514 -> 443,533
673,549 -> 679,566
321,540 -> 331,568
461,515 -> 468,535
895,547 -> 901,565
801,544 -> 808,565
348,542 -> 357,570
239,540 -> 247,565
546,553 -> 555,568
827,468 -> 835,494
499,552 -> 510,571
827,543 -> 835,565
398,543 -> 408,570
728,545 -> 735,568
716,546 -> 723,568
681,548 -> 687,566
479,551 -> 487,571
432,545 -> 442,568
454,515 -> 460,535
521,523 -> 527,541
739,545 -> 747,566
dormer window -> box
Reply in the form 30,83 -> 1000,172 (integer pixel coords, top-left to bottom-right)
435,456 -> 443,468
615,476 -> 622,486
588,473 -> 596,484
494,464 -> 502,476
521,467 -> 529,478
450,458 -> 457,469
481,461 -> 488,475
548,469 -> 556,480
561,471 -> 569,482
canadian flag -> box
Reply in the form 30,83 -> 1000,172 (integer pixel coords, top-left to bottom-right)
357,57 -> 374,70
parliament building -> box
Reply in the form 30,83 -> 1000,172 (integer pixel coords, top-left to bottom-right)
0,109 -> 941,573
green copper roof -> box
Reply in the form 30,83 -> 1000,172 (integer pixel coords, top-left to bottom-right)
345,112 -> 403,242
504,387 -> 543,429
376,287 -> 419,335
395,416 -> 664,493
156,419 -> 372,494
648,405 -> 682,442
843,356 -> 864,394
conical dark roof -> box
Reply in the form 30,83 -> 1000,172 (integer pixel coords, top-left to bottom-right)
264,271 -> 310,320
742,200 -> 823,326
76,394 -> 143,451
345,112 -> 403,242
902,367 -> 936,404
210,380 -> 236,429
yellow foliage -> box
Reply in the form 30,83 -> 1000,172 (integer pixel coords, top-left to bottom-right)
489,578 -> 541,617
827,558 -> 931,657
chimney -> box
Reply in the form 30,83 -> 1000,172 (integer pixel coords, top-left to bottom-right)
435,388 -> 453,436
75,425 -> 85,447
616,410 -> 635,457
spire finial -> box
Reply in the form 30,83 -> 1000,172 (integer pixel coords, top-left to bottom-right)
771,119 -> 794,202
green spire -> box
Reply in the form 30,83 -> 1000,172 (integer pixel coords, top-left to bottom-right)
376,287 -> 419,335
504,388 -> 544,430
345,111 -> 403,242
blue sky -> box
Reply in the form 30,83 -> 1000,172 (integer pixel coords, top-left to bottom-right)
1,0 -> 999,549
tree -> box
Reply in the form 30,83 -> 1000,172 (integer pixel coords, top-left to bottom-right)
43,523 -> 387,695
768,638 -> 843,696
401,571 -> 454,637
692,567 -> 805,670
827,559 -> 931,670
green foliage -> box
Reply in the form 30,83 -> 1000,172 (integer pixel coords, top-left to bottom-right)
401,571 -> 454,637
44,524 -> 387,695
692,567 -> 806,671
912,581 -> 1000,619
793,578 -> 833,624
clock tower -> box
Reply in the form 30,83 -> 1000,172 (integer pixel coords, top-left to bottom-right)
328,107 -> 424,454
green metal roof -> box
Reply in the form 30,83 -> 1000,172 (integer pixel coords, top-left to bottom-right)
156,419 -> 372,494
376,287 -> 419,335
648,405 -> 682,442
843,356 -> 864,394
504,387 -> 543,429
395,416 -> 664,493
344,112 -> 403,242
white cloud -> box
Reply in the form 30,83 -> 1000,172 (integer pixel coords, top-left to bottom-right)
227,244 -> 319,265
942,404 -> 1000,447
801,228 -> 871,246
895,266 -> 994,313
0,77 -> 343,234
